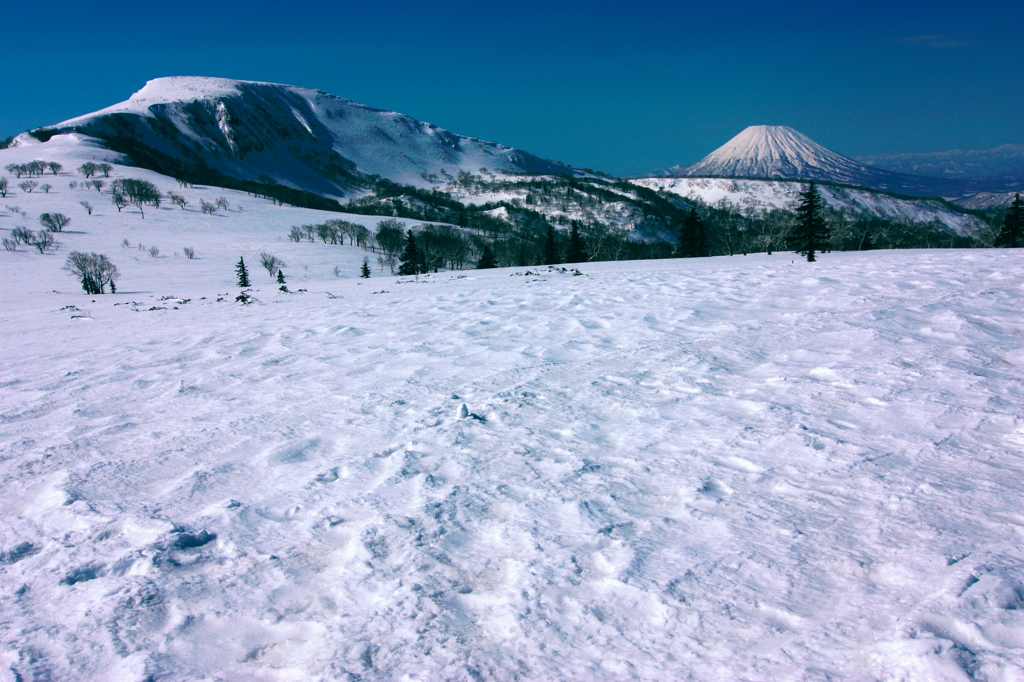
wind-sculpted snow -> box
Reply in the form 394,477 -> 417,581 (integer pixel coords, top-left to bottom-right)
1,230 -> 1022,678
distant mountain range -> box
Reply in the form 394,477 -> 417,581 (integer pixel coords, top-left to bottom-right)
656,126 -> 1024,199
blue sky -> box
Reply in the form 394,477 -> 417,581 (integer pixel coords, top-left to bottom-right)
4,0 -> 1022,176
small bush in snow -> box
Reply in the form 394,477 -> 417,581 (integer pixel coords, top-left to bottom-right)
121,238 -> 131,248
31,231 -> 55,254
183,246 -> 195,259
39,213 -> 70,232
258,251 -> 285,277
68,181 -> 78,191
149,246 -> 160,258
11,226 -> 34,244
200,199 -> 217,215
2,238 -> 16,251
80,201 -> 93,215
168,192 -> 187,210
215,197 -> 229,211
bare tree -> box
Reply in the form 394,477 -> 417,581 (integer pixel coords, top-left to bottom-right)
11,226 -> 33,244
63,251 -> 120,294
111,178 -> 159,218
27,161 -> 46,177
78,162 -> 98,178
258,251 -> 285,277
40,184 -> 52,193
112,192 -> 127,212
215,197 -> 229,211
200,199 -> 217,215
39,213 -> 71,232
97,163 -> 112,178
148,246 -> 160,258
68,181 -> 78,191
2,238 -> 16,251
0,177 -> 6,198
47,162 -> 63,175
183,246 -> 196,259
31,231 -> 55,253
90,180 -> 104,193
168,192 -> 188,209
4,164 -> 23,178
19,181 -> 38,193
121,238 -> 131,248
80,201 -> 93,215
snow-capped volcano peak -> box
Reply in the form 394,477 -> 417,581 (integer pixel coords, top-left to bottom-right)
675,125 -> 889,185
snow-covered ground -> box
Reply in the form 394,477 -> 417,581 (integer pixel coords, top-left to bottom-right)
1,152 -> 1023,680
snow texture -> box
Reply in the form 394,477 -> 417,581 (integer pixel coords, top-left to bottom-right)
1,137 -> 1024,682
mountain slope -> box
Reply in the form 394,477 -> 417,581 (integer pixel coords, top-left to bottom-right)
23,76 -> 579,198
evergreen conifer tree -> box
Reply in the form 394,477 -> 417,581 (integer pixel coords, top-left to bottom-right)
567,222 -> 587,263
544,226 -> 560,265
679,208 -> 704,258
995,193 -> 1022,248
236,257 -> 250,287
477,245 -> 497,269
398,230 -> 421,275
360,257 -> 371,278
788,183 -> 828,262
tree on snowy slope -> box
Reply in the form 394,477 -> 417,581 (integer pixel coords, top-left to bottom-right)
788,183 -> 829,262
995,193 -> 1022,248
543,226 -> 560,265
398,230 -> 424,275
63,251 -> 119,294
678,208 -> 707,258
477,245 -> 497,269
235,257 -> 250,287
567,222 -> 587,263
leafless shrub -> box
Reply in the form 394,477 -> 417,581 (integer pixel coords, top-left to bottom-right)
32,231 -> 55,253
39,213 -> 70,232
40,184 -> 51,193
215,197 -> 229,211
168,192 -> 188,210
0,177 -> 7,198
258,251 -> 285,277
183,246 -> 195,259
80,201 -> 93,215
200,199 -> 217,215
19,181 -> 38,193
121,238 -> 131,248
2,238 -> 17,251
11,226 -> 34,244
149,246 -> 160,258
68,181 -> 78,191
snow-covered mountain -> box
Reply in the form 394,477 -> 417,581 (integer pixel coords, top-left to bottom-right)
19,76 -> 578,197
672,126 -> 888,184
662,126 -> 1012,198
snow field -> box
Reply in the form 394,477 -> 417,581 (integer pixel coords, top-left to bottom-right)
2,199 -> 1023,682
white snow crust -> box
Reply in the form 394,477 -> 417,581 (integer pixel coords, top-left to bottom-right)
1,141 -> 1023,681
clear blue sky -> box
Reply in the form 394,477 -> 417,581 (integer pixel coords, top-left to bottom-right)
4,0 -> 1022,176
